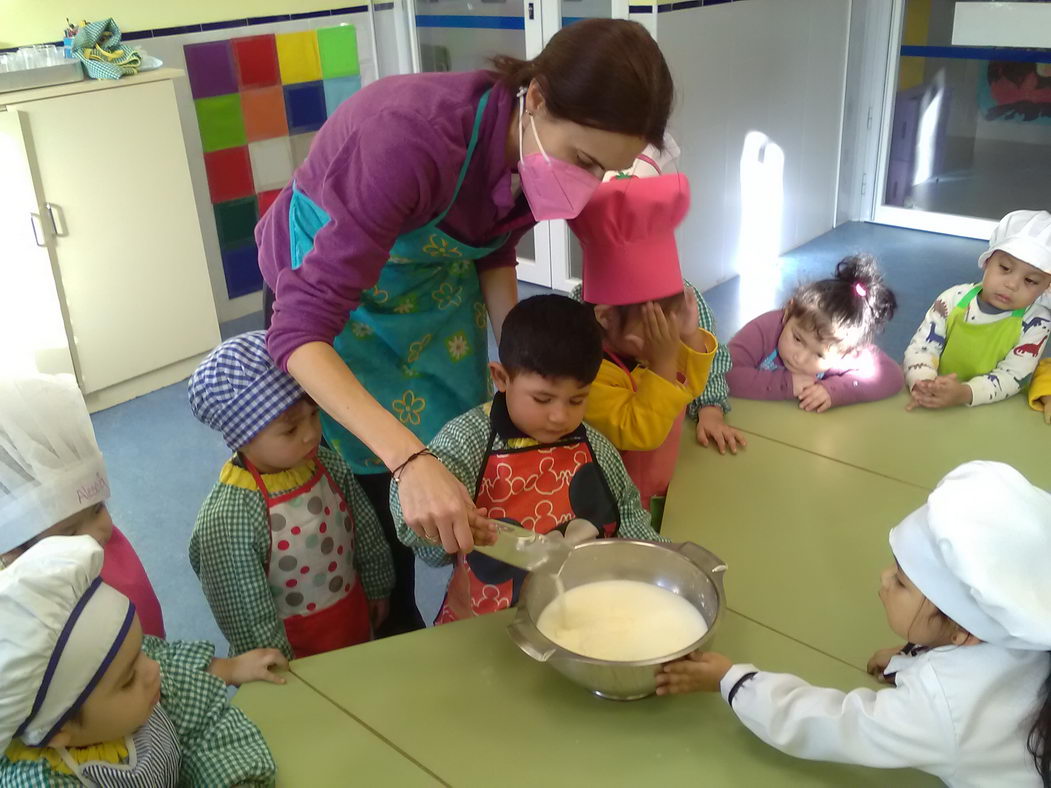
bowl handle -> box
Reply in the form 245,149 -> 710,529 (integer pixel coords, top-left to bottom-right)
507,609 -> 557,663
672,542 -> 727,587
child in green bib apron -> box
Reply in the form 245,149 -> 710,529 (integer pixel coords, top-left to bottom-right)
904,210 -> 1051,410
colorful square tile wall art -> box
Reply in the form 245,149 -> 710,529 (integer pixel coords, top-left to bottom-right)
185,25 -> 361,298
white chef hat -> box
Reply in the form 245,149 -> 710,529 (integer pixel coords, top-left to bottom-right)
889,461 -> 1051,651
0,374 -> 110,554
603,132 -> 681,182
978,209 -> 1051,275
0,535 -> 134,751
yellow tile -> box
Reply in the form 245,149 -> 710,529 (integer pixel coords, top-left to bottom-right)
276,31 -> 322,85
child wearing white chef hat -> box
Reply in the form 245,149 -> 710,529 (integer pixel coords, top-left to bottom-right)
0,374 -> 165,638
0,534 -> 284,786
904,209 -> 1051,409
657,461 -> 1051,787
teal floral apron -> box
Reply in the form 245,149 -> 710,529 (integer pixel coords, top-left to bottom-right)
287,90 -> 508,474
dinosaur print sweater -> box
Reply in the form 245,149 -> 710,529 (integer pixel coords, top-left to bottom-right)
903,282 -> 1051,406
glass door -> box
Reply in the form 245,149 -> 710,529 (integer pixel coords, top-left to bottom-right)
412,0 -> 554,286
873,0 -> 1051,238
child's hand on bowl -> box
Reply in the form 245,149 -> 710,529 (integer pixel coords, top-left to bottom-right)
655,650 -> 733,695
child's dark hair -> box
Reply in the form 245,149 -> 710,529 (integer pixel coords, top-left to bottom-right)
499,295 -> 603,384
1030,657 -> 1051,787
785,255 -> 897,350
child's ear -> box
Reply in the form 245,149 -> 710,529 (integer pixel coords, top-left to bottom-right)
950,625 -> 980,647
593,304 -> 614,332
489,362 -> 510,393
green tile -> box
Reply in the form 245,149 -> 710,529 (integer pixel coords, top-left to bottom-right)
318,25 -> 359,79
195,94 -> 247,153
214,196 -> 259,249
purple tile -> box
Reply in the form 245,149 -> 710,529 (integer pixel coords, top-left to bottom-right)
183,41 -> 238,99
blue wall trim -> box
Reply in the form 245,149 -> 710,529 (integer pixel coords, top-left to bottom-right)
900,44 -> 1051,63
414,14 -> 525,30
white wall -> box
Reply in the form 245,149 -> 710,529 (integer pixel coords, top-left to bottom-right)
657,0 -> 850,291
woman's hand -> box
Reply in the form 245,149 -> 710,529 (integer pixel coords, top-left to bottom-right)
397,453 -> 478,553
696,406 -> 746,454
210,649 -> 289,687
655,651 -> 733,695
1041,395 -> 1051,425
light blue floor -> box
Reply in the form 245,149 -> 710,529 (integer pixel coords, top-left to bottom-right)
90,221 -> 987,650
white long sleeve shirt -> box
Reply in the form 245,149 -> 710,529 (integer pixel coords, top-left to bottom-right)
903,283 -> 1051,405
722,644 -> 1049,787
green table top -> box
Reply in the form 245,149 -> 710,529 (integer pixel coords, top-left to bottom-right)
233,672 -> 443,786
662,430 -> 928,670
725,392 -> 1049,490
290,609 -> 936,787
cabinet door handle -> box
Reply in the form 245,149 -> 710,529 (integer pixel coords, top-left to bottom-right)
29,213 -> 46,247
45,202 -> 67,237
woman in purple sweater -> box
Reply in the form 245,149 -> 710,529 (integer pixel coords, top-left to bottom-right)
257,19 -> 672,633
726,256 -> 904,413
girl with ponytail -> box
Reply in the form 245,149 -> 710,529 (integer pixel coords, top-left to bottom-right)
725,255 -> 903,411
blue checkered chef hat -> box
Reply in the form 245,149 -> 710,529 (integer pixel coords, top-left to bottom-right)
188,331 -> 305,450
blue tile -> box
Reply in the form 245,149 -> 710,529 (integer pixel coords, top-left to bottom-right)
221,242 -> 264,298
323,75 -> 362,115
331,5 -> 370,14
290,9 -> 333,19
121,30 -> 154,41
247,14 -> 291,25
151,23 -> 203,37
201,19 -> 249,32
284,81 -> 328,134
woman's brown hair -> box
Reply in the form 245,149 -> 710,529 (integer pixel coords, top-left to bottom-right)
490,19 -> 674,147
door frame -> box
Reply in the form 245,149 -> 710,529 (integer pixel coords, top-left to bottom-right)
866,0 -> 997,240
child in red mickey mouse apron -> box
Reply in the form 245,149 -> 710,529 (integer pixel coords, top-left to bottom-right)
390,295 -> 665,624
188,332 -> 394,659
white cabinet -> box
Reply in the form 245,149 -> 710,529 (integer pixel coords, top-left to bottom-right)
0,70 -> 220,410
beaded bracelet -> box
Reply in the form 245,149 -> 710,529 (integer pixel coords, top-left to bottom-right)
391,448 -> 435,485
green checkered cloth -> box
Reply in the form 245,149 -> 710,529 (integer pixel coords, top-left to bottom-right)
72,18 -> 140,80
571,279 -> 732,417
392,404 -> 666,567
0,638 -> 275,787
189,446 -> 394,660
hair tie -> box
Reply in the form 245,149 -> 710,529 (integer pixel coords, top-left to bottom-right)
853,282 -> 867,298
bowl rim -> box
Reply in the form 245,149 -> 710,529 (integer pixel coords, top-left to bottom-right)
512,539 -> 726,667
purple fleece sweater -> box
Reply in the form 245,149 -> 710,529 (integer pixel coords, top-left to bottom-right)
257,70 -> 536,369
726,310 -> 904,406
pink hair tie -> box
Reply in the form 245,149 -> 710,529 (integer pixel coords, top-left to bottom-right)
853,282 -> 867,298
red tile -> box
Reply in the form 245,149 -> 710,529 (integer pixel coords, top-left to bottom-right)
258,189 -> 283,216
204,147 -> 255,203
232,35 -> 280,89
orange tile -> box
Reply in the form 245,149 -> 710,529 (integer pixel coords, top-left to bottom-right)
241,86 -> 288,142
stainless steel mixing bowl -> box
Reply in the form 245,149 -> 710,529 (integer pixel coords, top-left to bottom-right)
508,540 -> 727,700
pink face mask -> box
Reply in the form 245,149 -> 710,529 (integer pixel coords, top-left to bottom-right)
517,89 -> 601,221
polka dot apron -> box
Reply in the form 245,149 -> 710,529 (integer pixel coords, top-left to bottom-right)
244,454 -> 370,658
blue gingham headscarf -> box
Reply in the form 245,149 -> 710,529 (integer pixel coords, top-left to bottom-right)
188,331 -> 304,450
